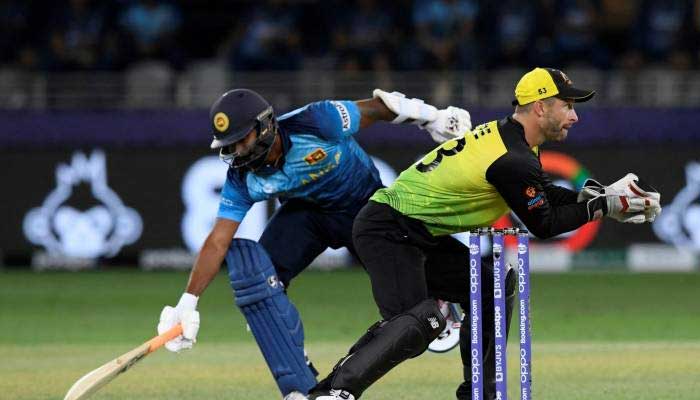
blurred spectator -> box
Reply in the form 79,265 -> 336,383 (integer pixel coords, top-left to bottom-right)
295,1 -> 336,57
484,1 -> 538,67
118,0 -> 183,68
2,0 -> 700,73
635,0 -> 693,68
45,0 -> 108,71
334,0 -> 394,70
0,1 -> 36,68
691,0 -> 700,65
552,0 -> 602,67
224,0 -> 302,71
412,0 -> 479,70
597,0 -> 643,69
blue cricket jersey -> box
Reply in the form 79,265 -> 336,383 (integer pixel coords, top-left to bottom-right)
217,100 -> 383,222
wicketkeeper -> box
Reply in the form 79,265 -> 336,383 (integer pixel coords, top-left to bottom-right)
156,87 -> 472,399
309,68 -> 662,400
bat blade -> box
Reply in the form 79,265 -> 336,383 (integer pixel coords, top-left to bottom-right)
63,343 -> 150,400
64,324 -> 183,400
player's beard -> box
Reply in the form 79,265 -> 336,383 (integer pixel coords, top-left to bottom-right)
542,113 -> 568,142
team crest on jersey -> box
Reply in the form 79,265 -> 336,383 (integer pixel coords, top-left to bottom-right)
304,148 -> 327,165
525,186 -> 537,198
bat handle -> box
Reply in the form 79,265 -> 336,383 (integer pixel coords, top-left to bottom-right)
147,324 -> 183,353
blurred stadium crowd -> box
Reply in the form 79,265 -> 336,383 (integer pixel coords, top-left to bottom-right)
3,0 -> 700,109
2,0 -> 700,72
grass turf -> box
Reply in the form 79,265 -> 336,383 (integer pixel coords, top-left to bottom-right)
1,269 -> 699,399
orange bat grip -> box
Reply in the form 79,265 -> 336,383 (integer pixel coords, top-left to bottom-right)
146,324 -> 184,353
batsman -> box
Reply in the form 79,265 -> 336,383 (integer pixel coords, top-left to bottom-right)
309,68 -> 663,400
155,87 -> 472,399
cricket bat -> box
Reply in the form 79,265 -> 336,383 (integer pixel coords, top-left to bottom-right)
63,324 -> 183,400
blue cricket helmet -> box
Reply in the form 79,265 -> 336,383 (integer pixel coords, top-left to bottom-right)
210,88 -> 270,149
209,88 -> 278,170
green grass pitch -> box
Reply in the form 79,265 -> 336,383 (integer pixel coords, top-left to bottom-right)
1,269 -> 699,399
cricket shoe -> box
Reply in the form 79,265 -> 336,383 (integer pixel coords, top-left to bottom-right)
428,300 -> 463,353
310,389 -> 355,400
283,391 -> 308,400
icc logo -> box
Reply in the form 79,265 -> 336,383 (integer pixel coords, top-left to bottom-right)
518,244 -> 527,255
469,244 -> 480,255
23,150 -> 142,258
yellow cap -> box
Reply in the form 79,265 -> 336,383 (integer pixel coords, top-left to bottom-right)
513,67 -> 595,106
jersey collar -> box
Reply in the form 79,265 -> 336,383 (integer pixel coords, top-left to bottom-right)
503,116 -> 538,155
279,126 -> 292,155
504,116 -> 526,142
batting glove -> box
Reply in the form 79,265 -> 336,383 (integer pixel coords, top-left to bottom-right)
158,293 -> 200,352
372,89 -> 437,124
424,106 -> 472,143
372,89 -> 472,143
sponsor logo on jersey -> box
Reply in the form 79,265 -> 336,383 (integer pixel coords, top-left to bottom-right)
214,112 -> 229,132
527,194 -> 545,210
331,101 -> 351,131
304,148 -> 327,165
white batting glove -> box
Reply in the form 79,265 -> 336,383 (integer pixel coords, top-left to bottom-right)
373,88 -> 438,124
372,89 -> 471,143
158,293 -> 200,352
424,106 -> 471,143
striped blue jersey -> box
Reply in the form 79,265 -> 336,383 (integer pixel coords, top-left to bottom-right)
218,100 -> 382,222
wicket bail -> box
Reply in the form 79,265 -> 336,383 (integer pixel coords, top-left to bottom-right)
469,228 -> 532,400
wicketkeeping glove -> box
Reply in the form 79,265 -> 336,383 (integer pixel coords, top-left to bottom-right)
576,177 -> 604,202
158,293 -> 200,352
579,173 -> 662,223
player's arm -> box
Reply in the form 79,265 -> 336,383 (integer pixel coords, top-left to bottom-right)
491,174 -> 590,239
486,155 -> 643,239
154,219 -> 239,353
156,172 -> 252,353
356,90 -> 472,142
356,97 -> 397,128
186,218 -> 239,295
540,172 -> 579,205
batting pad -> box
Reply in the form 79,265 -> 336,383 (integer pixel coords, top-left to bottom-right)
226,239 -> 316,395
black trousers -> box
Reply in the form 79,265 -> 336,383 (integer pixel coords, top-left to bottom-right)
352,200 -> 486,319
352,201 -> 513,400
